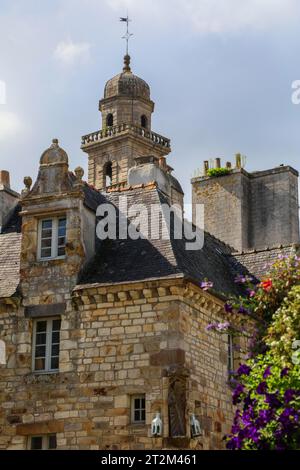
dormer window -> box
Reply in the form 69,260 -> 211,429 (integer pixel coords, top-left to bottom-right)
106,113 -> 114,127
38,216 -> 66,260
141,115 -> 148,129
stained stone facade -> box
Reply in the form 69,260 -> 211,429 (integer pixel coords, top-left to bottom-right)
0,55 -> 299,450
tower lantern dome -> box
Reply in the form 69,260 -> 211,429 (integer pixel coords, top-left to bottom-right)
103,55 -> 151,101
99,55 -> 154,131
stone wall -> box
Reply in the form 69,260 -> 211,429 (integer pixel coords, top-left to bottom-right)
191,166 -> 299,252
0,278 -> 242,450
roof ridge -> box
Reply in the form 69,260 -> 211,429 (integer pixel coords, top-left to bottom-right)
232,243 -> 299,256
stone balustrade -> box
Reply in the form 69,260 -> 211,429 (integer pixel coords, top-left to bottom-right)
81,124 -> 171,149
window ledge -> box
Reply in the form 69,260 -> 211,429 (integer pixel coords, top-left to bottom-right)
36,257 -> 66,265
23,371 -> 60,385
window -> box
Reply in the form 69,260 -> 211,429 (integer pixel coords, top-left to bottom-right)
104,162 -> 112,188
29,434 -> 57,450
38,216 -> 66,260
32,317 -> 61,372
131,395 -> 146,423
106,113 -> 114,127
227,334 -> 234,372
141,115 -> 148,129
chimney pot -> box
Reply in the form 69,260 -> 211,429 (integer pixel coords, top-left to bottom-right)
215,158 -> 221,169
235,153 -> 241,169
0,170 -> 10,188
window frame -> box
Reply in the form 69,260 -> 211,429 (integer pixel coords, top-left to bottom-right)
37,216 -> 66,261
131,394 -> 146,424
28,434 -> 57,450
32,317 -> 61,373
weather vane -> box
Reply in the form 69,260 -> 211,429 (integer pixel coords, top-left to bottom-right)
120,15 -> 133,56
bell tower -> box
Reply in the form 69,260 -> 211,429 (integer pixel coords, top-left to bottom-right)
81,55 -> 171,191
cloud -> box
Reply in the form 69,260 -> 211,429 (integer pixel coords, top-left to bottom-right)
105,0 -> 300,34
54,39 -> 91,65
0,112 -> 22,141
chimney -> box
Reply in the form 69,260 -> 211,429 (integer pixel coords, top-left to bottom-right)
0,170 -> 19,233
215,158 -> 221,169
0,170 -> 10,188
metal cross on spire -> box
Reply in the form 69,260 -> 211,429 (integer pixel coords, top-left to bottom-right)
120,15 -> 133,56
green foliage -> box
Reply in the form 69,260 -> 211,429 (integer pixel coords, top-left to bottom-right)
218,252 -> 300,449
267,285 -> 300,365
228,352 -> 300,450
207,167 -> 231,177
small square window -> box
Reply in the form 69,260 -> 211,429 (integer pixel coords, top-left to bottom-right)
29,434 -> 57,450
131,395 -> 146,424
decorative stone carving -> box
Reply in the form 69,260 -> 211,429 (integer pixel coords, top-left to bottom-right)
167,366 -> 189,438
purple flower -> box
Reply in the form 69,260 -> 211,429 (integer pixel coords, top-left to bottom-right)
263,366 -> 271,379
226,436 -> 242,450
244,393 -> 257,409
234,274 -> 247,284
284,389 -> 296,404
217,321 -> 230,331
206,321 -> 230,332
265,392 -> 282,409
255,408 -> 274,428
234,274 -> 253,284
246,288 -> 256,297
278,408 -> 299,429
224,302 -> 233,313
232,384 -> 244,405
238,305 -> 249,314
237,364 -> 251,376
201,280 -> 213,290
206,323 -> 216,331
280,367 -> 289,378
256,381 -> 268,395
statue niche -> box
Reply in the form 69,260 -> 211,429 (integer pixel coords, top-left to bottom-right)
168,374 -> 187,437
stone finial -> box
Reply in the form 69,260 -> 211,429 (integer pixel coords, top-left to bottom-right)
24,176 -> 32,190
74,166 -> 84,185
226,161 -> 232,169
159,157 -> 167,170
21,176 -> 32,197
235,153 -> 241,169
123,54 -> 131,72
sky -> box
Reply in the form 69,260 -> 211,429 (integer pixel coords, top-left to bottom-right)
0,0 -> 300,207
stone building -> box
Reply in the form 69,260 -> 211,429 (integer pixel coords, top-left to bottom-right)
0,55 -> 299,451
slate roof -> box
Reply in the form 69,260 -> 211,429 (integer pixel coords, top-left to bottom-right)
0,205 -> 22,298
1,184 -> 297,300
78,186 -> 243,296
0,232 -> 21,298
228,245 -> 299,280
